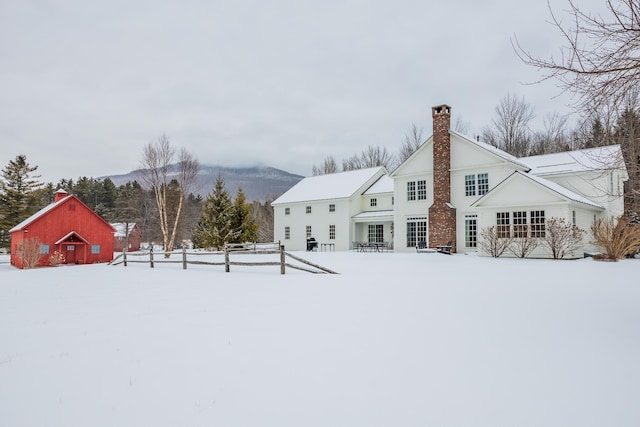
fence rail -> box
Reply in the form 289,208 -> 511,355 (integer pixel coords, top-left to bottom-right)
109,242 -> 337,274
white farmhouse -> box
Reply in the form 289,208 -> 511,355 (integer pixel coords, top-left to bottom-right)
273,104 -> 628,258
272,167 -> 393,251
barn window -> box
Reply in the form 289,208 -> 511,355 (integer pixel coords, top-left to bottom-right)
69,204 -> 76,211
91,244 -> 100,254
285,208 -> 290,215
39,244 -> 50,254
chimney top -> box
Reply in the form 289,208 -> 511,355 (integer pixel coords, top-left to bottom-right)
432,104 -> 451,117
54,189 -> 68,203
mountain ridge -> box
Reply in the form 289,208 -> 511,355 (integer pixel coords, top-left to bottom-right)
98,165 -> 304,202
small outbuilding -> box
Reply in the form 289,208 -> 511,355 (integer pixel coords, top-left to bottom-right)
9,190 -> 116,269
112,222 -> 142,252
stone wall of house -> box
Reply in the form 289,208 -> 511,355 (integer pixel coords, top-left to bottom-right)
428,105 -> 457,252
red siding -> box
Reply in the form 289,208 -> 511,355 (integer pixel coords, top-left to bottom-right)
10,195 -> 115,269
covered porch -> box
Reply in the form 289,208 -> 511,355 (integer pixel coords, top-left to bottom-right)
351,210 -> 394,251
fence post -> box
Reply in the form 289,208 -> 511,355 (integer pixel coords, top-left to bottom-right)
225,244 -> 230,272
150,245 -> 154,268
123,248 -> 128,267
182,246 -> 187,270
280,243 -> 285,275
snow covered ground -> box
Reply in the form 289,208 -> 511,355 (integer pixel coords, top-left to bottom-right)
0,251 -> 638,426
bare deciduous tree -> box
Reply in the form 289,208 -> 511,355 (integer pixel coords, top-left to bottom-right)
397,124 -> 424,166
479,226 -> 512,257
530,112 -> 571,155
481,93 -> 535,157
140,134 -> 200,257
542,217 -> 585,259
312,156 -> 339,176
514,0 -> 640,112
508,226 -> 539,258
342,145 -> 394,171
19,237 -> 43,268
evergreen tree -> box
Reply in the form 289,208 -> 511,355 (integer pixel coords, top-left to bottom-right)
0,155 -> 44,249
614,106 -> 640,213
230,186 -> 257,243
192,175 -> 236,250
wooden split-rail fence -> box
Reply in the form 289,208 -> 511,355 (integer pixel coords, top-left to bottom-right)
109,242 -> 338,274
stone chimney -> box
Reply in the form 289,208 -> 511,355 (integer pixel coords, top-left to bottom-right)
54,189 -> 68,203
428,104 -> 457,252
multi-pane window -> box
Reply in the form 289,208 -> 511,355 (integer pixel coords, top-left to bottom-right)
329,204 -> 335,212
306,206 -> 312,214
465,214 -> 477,248
465,175 -> 476,196
513,211 -> 527,238
417,180 -> 427,200
531,210 -> 545,238
496,212 -> 510,238
368,224 -> 384,243
285,207 -> 290,215
39,244 -> 50,254
465,173 -> 489,196
329,225 -> 336,240
91,244 -> 101,254
478,173 -> 489,195
285,226 -> 290,240
370,198 -> 377,207
406,217 -> 427,248
407,181 -> 416,201
306,226 -> 312,238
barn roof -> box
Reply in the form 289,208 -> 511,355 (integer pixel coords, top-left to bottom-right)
9,194 -> 117,233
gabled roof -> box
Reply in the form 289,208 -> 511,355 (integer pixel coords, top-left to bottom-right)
363,175 -> 393,195
449,130 -> 532,170
272,167 -> 387,205
9,194 -> 117,233
111,223 -> 138,237
55,231 -> 90,244
519,145 -> 625,176
472,171 -> 604,210
391,129 -> 531,177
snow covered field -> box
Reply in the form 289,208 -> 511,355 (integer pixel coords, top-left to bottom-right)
1,252 -> 639,426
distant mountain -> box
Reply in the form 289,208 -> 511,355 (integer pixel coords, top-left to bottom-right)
99,165 -> 304,202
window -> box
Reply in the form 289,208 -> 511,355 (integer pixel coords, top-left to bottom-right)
465,214 -> 477,248
417,180 -> 427,200
285,226 -> 290,240
513,211 -> 527,238
91,244 -> 100,254
368,224 -> 384,243
478,173 -> 489,195
39,244 -> 50,254
306,206 -> 312,214
407,181 -> 416,201
531,210 -> 545,238
406,217 -> 427,247
370,198 -> 377,207
329,225 -> 336,240
285,207 -> 290,215
572,210 -> 576,226
465,173 -> 489,196
465,175 -> 476,196
306,226 -> 312,238
497,212 -> 510,238
329,204 -> 335,212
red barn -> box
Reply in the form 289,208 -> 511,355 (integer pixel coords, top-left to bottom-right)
9,190 -> 116,269
112,222 -> 143,252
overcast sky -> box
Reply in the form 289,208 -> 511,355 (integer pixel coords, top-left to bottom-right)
0,0 -> 607,183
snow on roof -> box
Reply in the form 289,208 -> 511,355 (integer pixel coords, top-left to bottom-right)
363,175 -> 393,195
111,223 -> 137,237
520,145 -> 623,176
272,167 -> 386,205
489,171 -> 603,210
9,194 -> 75,233
449,130 -> 531,170
351,210 -> 394,219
